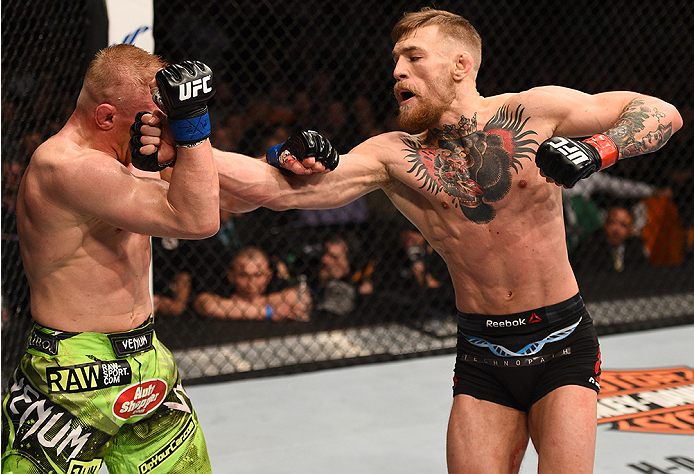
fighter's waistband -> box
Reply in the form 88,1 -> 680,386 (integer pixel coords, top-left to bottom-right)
457,293 -> 585,335
27,316 -> 156,358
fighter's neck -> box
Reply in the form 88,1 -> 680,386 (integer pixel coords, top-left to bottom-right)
428,92 -> 487,141
62,114 -> 125,162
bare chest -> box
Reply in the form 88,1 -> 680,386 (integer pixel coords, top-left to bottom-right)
393,112 -> 545,225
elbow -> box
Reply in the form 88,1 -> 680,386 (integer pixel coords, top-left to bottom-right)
188,214 -> 220,239
192,295 -> 212,317
200,216 -> 221,239
661,100 -> 683,134
672,106 -> 684,134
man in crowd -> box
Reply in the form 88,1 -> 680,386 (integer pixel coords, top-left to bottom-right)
194,246 -> 311,321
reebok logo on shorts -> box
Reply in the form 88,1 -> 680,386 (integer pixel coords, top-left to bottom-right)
47,360 -> 132,393
485,313 -> 542,328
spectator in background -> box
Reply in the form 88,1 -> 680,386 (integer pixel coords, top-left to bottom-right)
193,246 -> 311,321
319,99 -> 358,154
572,205 -> 650,274
152,190 -> 244,319
352,94 -> 384,141
562,171 -> 662,254
152,237 -> 194,317
372,219 -> 454,312
397,225 -> 444,290
186,189 -> 246,295
211,113 -> 246,152
313,235 -> 359,317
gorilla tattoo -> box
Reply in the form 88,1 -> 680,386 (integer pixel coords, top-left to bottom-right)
403,104 -> 538,224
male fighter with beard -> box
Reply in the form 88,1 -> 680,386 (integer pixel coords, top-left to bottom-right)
138,8 -> 682,473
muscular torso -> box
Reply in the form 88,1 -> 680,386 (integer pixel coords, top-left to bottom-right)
367,95 -> 578,314
17,136 -> 152,333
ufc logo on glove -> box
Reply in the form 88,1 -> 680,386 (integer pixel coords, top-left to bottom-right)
546,137 -> 591,165
178,76 -> 212,101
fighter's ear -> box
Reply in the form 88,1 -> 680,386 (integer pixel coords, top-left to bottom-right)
453,52 -> 474,81
95,103 -> 116,130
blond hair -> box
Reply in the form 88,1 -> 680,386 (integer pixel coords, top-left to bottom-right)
392,8 -> 482,72
77,44 -> 166,111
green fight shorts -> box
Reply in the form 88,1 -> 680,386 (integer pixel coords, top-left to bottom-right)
1,317 -> 212,474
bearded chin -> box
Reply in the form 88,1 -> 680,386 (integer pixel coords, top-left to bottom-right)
397,99 -> 447,133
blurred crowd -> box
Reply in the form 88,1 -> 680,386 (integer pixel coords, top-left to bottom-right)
2,74 -> 694,326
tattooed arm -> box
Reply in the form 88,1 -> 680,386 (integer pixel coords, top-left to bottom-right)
606,99 -> 682,158
524,86 -> 683,158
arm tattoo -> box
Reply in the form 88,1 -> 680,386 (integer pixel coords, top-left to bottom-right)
607,100 -> 674,158
402,105 -> 538,224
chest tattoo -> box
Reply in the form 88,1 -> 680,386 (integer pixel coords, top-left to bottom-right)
403,105 -> 538,224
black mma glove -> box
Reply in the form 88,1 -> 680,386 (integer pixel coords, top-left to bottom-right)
535,134 -> 619,188
152,61 -> 215,147
266,130 -> 339,172
130,111 -> 174,172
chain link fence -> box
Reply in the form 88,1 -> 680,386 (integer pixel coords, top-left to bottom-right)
2,0 -> 693,387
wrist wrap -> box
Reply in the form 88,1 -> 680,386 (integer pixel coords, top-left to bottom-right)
584,134 -> 618,170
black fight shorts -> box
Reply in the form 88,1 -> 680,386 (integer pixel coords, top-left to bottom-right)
453,293 -> 601,412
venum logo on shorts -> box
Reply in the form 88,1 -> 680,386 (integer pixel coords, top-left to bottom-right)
113,379 -> 167,420
597,366 -> 694,434
108,328 -> 154,357
47,360 -> 131,393
6,375 -> 92,461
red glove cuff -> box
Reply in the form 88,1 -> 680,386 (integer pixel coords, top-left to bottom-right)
583,134 -> 619,170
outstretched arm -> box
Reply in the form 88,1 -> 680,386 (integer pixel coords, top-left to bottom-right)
213,145 -> 387,212
135,109 -> 390,212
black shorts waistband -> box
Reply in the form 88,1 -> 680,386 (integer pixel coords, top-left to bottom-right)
28,316 -> 155,358
457,293 -> 584,335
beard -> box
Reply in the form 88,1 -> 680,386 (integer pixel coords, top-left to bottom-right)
396,77 -> 455,133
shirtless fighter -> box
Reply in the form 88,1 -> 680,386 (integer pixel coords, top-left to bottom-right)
2,45 -> 219,473
137,8 -> 682,473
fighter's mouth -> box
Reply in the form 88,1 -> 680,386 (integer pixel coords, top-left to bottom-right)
400,90 -> 415,101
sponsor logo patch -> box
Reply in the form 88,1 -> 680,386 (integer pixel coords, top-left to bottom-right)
597,367 -> 694,434
113,379 -> 167,420
66,458 -> 103,474
47,360 -> 131,393
107,325 -> 154,357
137,417 -> 196,473
6,375 -> 92,461
27,330 -> 59,355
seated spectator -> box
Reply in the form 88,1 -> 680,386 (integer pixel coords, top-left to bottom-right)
572,206 -> 650,273
372,220 -> 454,312
152,237 -> 194,317
193,246 -> 311,321
562,171 -> 660,254
397,226 -> 443,290
313,236 -> 358,317
150,191 -> 243,318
